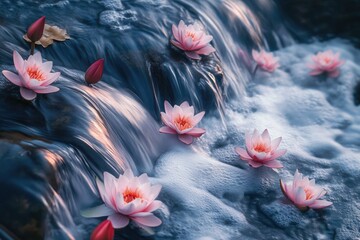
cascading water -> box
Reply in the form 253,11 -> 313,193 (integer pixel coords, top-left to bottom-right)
1,0 -> 360,239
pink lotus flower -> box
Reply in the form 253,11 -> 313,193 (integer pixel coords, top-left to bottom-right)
27,16 -> 46,42
252,49 -> 279,72
308,50 -> 345,78
171,20 -> 216,60
159,101 -> 205,144
280,170 -> 333,210
2,51 -> 60,100
235,129 -> 286,168
85,59 -> 104,85
82,170 -> 163,229
91,220 -> 114,240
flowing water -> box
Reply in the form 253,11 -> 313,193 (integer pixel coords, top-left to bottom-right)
0,0 -> 359,239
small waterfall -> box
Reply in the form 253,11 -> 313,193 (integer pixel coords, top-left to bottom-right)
0,0 -> 308,239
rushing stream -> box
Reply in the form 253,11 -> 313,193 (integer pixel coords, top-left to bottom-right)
0,0 -> 359,239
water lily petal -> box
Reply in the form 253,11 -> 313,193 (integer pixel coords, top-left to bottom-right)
184,37 -> 193,50
131,213 -> 162,227
160,112 -> 173,127
138,173 -> 149,184
172,105 -> 183,118
235,147 -> 253,161
192,111 -> 205,126
251,129 -> 261,145
271,137 -> 282,150
294,187 -> 306,204
96,177 -> 107,205
13,51 -> 24,72
81,204 -> 115,218
34,86 -> 59,94
159,126 -> 177,134
144,200 -> 162,212
20,87 -> 37,100
309,200 -> 333,209
245,131 -> 253,151
180,101 -> 190,108
32,51 -> 42,63
261,129 -> 271,146
108,213 -> 129,229
248,160 -> 263,168
172,24 -> 179,40
41,72 -> 60,86
164,100 -> 173,115
185,51 -> 201,60
123,169 -> 134,179
309,69 -> 323,76
178,20 -> 185,31
117,199 -> 141,215
254,152 -> 267,161
27,79 -> 42,89
2,70 -> 22,86
196,45 -> 216,55
187,128 -> 205,137
269,149 -> 287,161
41,61 -> 53,74
178,134 -> 193,144
171,40 -> 185,50
264,160 -> 283,169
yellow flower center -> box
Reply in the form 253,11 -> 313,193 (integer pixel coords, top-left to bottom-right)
186,31 -> 196,40
174,116 -> 192,131
304,188 -> 313,200
253,143 -> 268,153
122,188 -> 142,203
27,66 -> 45,81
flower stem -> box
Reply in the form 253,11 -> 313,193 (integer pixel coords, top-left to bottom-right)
252,64 -> 259,77
30,42 -> 35,55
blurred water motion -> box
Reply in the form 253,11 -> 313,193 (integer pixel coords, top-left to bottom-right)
0,0 -> 356,239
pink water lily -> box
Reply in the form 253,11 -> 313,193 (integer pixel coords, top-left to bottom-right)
252,49 -> 279,72
2,51 -> 60,100
308,50 -> 345,78
82,170 -> 163,229
171,20 -> 216,60
235,129 -> 286,169
159,101 -> 205,144
280,170 -> 333,210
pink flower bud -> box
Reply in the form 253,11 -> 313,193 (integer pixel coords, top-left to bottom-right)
27,16 -> 46,42
90,220 -> 114,240
85,59 -> 104,84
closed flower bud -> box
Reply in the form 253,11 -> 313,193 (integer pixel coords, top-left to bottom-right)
90,220 -> 114,240
85,59 -> 104,84
27,16 -> 46,42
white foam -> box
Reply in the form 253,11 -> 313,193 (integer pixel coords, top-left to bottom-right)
100,0 -> 124,10
99,9 -> 137,31
153,39 -> 360,239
